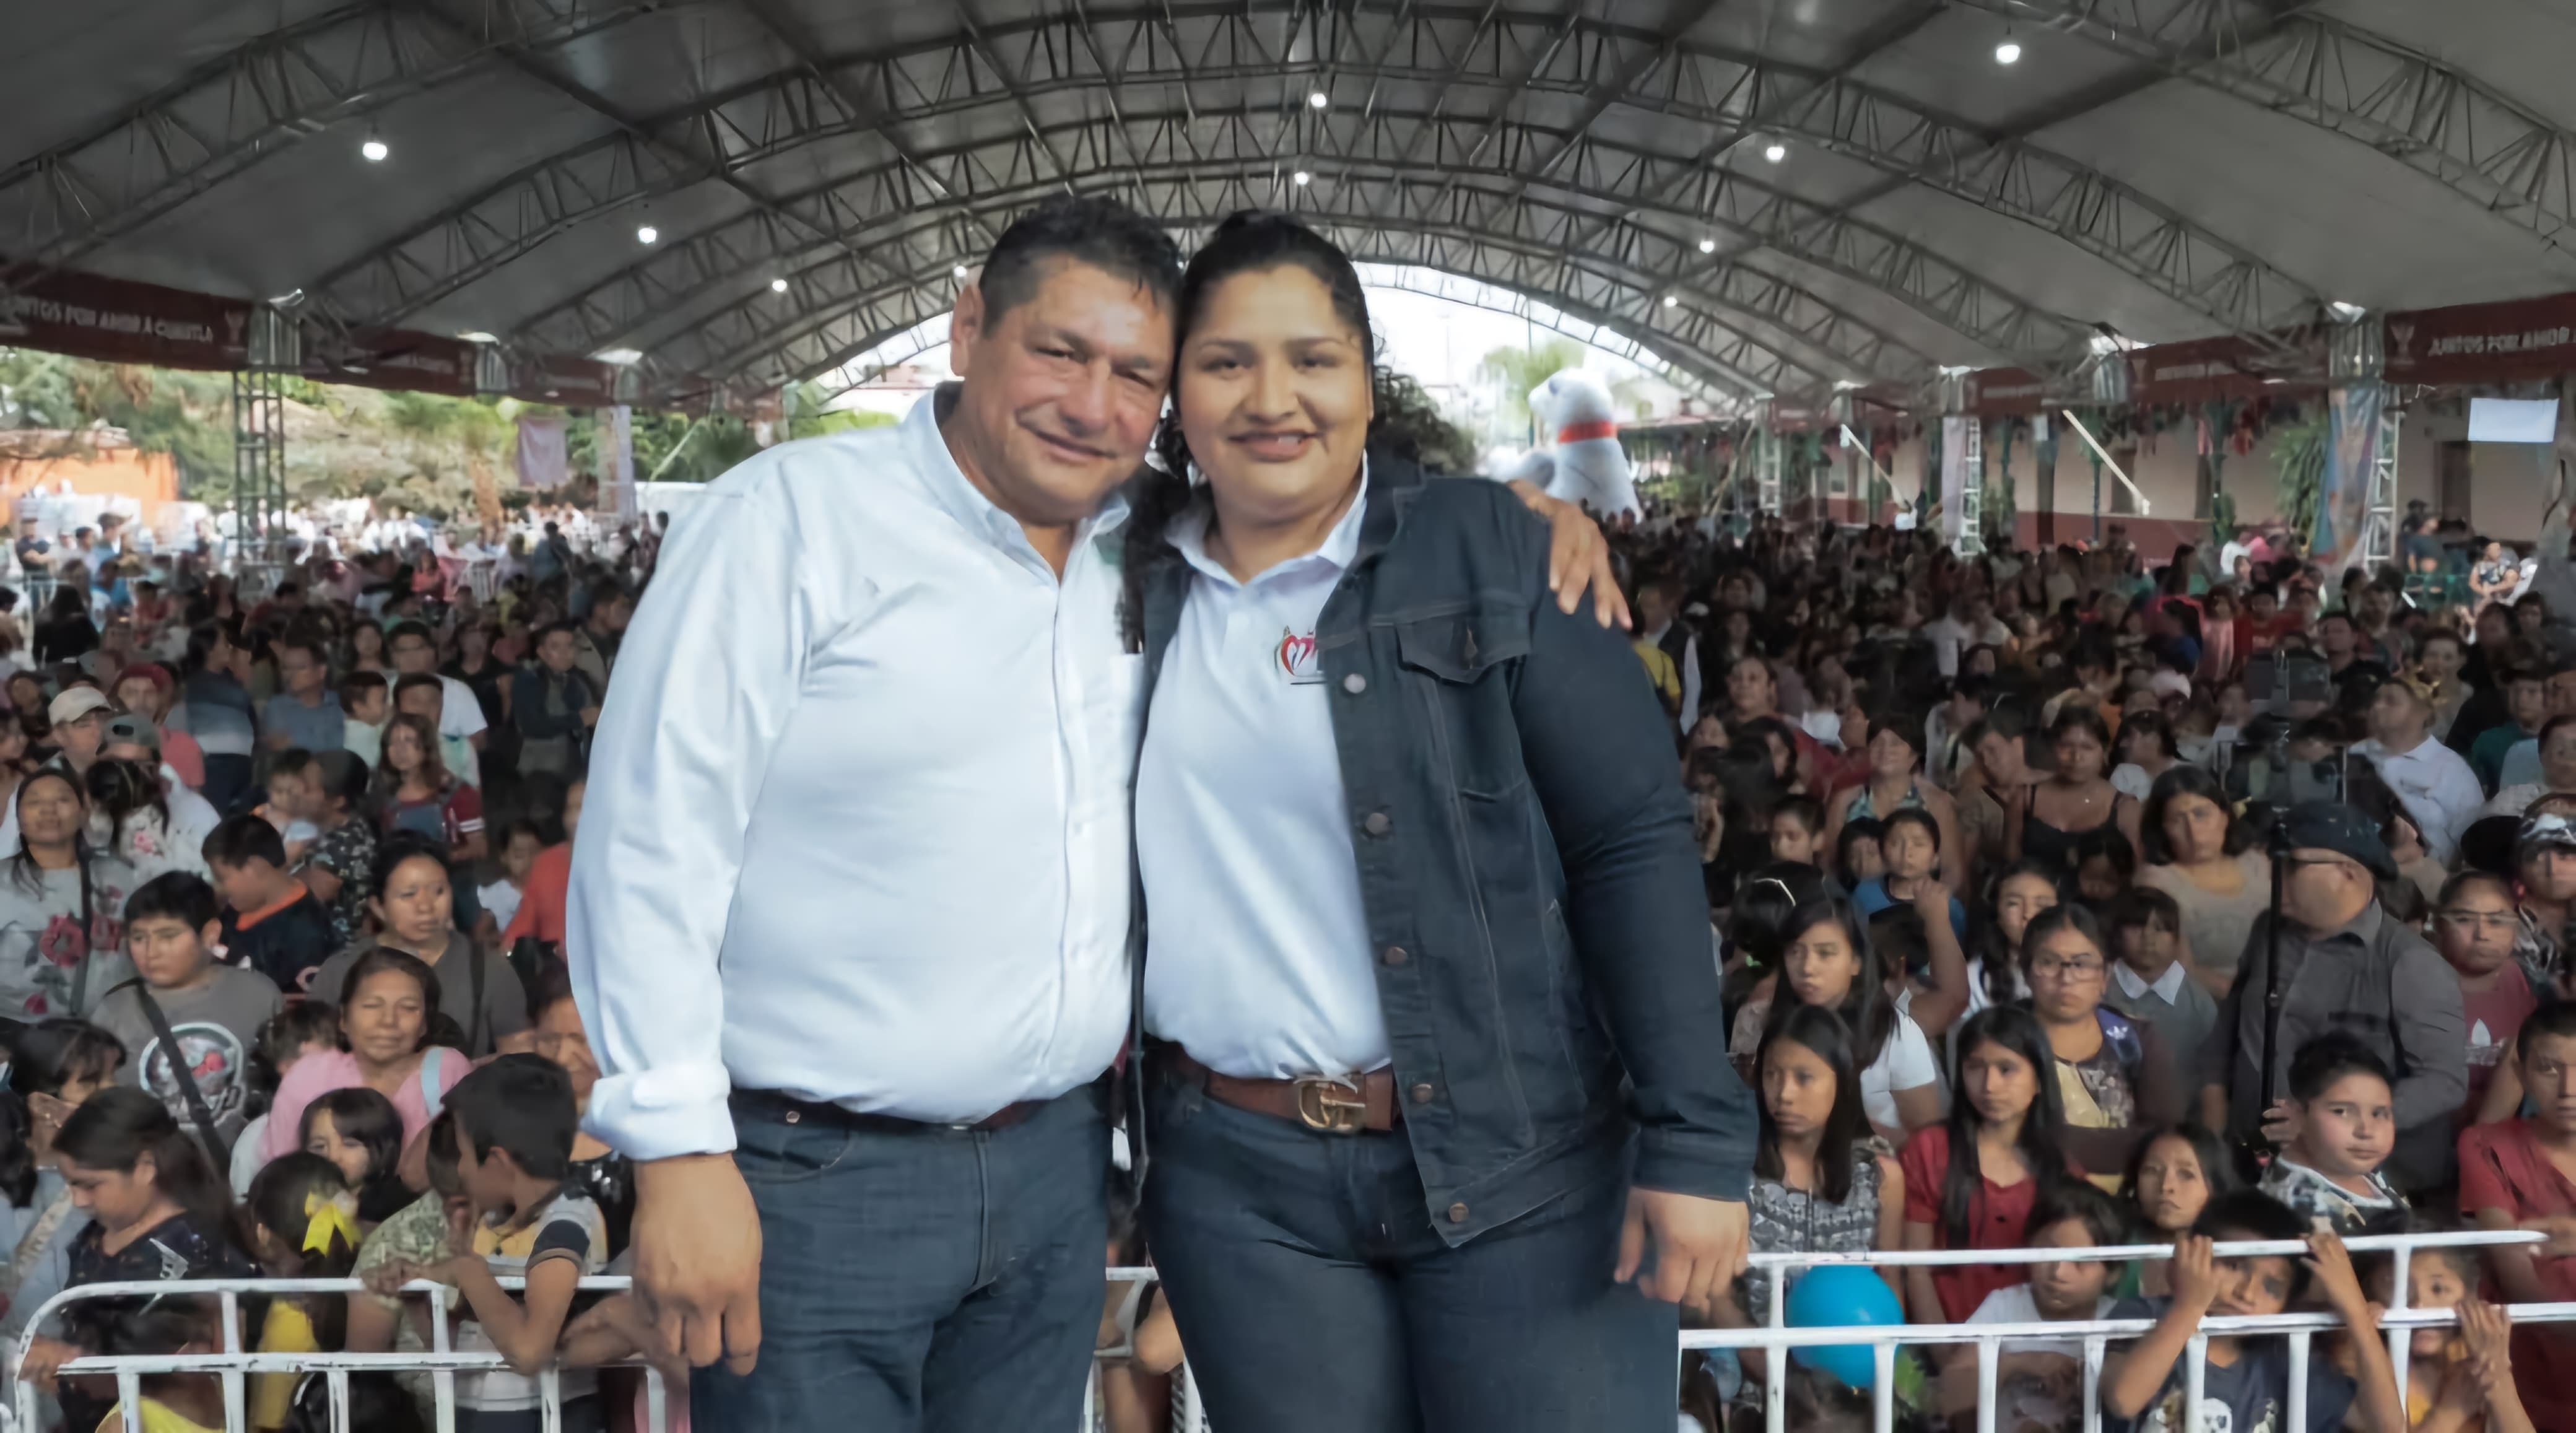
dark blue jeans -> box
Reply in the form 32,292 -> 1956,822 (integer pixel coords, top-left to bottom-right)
692,1084 -> 1110,1433
1140,1076 -> 1677,1433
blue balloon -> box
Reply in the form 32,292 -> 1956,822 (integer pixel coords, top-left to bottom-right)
1782,1264 -> 1905,1390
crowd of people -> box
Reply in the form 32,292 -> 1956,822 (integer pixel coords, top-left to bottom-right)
1629,510 -> 2576,1430
0,501 -> 661,1431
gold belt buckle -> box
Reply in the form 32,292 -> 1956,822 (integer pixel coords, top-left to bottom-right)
1292,1077 -> 1367,1134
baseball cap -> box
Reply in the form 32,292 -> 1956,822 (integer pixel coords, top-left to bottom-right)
2518,811 -> 2576,853
2275,800 -> 2398,881
100,713 -> 158,753
46,687 -> 113,727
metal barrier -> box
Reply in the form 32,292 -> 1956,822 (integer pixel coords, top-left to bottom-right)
1715,1228 -> 2557,1433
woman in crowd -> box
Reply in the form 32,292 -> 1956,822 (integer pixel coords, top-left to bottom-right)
2134,764 -> 2269,995
0,1019 -> 126,1333
259,949 -> 467,1170
1899,1006 -> 2077,1335
2018,905 -> 2182,1183
1967,858 -> 2063,1016
1121,211 -> 1751,1432
1769,897 -> 1943,1141
0,769 -> 140,1019
374,714 -> 485,862
2108,710 -> 2182,802
311,839 -> 524,1060
443,622 -> 511,735
2006,706 -> 2141,872
172,622 -> 258,812
524,964 -> 634,1258
344,619 -> 391,679
109,663 -> 205,791
1824,718 -> 1964,891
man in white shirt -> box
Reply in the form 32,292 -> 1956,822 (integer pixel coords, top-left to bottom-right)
383,620 -> 486,761
2353,678 -> 2483,865
573,198 -> 1626,1432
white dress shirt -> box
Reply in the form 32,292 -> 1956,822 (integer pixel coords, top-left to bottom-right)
1139,477 -> 1388,1081
568,388 -> 1140,1159
2354,735 -> 2483,865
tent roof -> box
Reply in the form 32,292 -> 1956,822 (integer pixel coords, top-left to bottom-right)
6,0 -> 2575,407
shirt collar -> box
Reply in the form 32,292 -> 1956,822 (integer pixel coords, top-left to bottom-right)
1168,458 -> 1369,589
907,383 -> 1131,559
2112,960 -> 2188,1004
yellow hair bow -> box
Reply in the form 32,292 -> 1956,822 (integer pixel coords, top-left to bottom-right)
303,1190 -> 360,1255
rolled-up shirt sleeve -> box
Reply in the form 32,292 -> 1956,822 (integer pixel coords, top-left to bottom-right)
568,464 -> 820,1160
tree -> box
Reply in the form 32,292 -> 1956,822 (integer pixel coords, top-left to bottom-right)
1473,338 -> 1659,443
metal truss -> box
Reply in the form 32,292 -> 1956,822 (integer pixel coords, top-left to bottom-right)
270,4 -> 2303,360
1352,262 -> 1746,411
1972,0 -> 2576,252
0,0 -> 668,292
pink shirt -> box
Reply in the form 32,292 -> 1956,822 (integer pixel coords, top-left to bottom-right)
261,1045 -> 468,1162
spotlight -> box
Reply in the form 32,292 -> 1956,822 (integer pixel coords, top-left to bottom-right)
1698,238 -> 1716,254
1763,142 -> 1786,163
636,225 -> 659,245
1293,170 -> 1312,186
1995,39 -> 2022,64
770,277 -> 790,294
1308,91 -> 1329,110
953,264 -> 970,279
1663,295 -> 1678,308
360,136 -> 389,163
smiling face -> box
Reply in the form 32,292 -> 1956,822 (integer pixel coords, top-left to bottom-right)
305,1109 -> 375,1187
946,258 -> 1175,534
1175,263 -> 1375,539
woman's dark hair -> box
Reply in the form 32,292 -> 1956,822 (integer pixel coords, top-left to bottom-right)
7,766 -> 90,895
1863,715 -> 1920,763
246,1152 -> 356,1349
376,712 -> 452,794
1752,1004 -> 1870,1204
368,834 -> 453,905
2117,1122 -> 2237,1217
251,1003 -> 342,1105
2017,902 -> 2108,977
1834,816 -> 1885,877
85,758 -> 170,855
55,1086 -> 248,1254
335,947 -> 442,1054
1775,897 -> 1898,1071
2069,825 -> 2137,886
298,1087 -> 404,1184
2138,764 -> 2249,865
0,1018 -> 102,1209
182,621 -> 232,678
1119,211 -> 1459,650
524,960 -> 578,1027
1938,1006 -> 2070,1249
2047,705 -> 2113,775
1972,857 -> 2063,1005
2120,710 -> 2178,762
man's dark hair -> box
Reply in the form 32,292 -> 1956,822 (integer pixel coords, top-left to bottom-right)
384,621 -> 433,650
339,669 -> 388,705
441,1053 -> 577,1180
2287,1030 -> 2393,1103
2028,1180 -> 2128,1249
203,812 -> 288,873
274,634 -> 325,667
392,673 -> 445,707
123,871 -> 220,932
976,194 -> 1181,327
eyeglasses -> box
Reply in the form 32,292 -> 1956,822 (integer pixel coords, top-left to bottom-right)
2029,956 -> 2105,979
2438,910 -> 2520,933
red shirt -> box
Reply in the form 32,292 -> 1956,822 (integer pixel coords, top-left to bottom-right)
503,842 -> 570,947
1900,1125 -> 2082,1322
2463,965 -> 2539,1118
2456,1118 -> 2576,1423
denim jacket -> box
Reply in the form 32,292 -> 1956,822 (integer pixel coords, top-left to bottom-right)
1127,454 -> 1755,1245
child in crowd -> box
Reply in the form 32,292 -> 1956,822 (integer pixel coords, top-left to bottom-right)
1764,897 -> 1943,1141
1836,816 -> 1886,886
2070,825 -> 2136,907
1942,1182 -> 2126,1432
340,671 -> 389,770
2117,1123 -> 2234,1297
206,813 -> 341,998
346,1109 -> 473,1421
78,1297 -> 235,1433
2432,869 -> 2540,1125
301,1085 -> 411,1224
2102,887 -> 2219,1093
2259,1033 -> 2406,1234
2341,1214 -> 2537,1432
92,872 -> 285,1152
2104,1190 -> 2406,1433
1852,808 -> 1969,943
1902,1006 -> 2079,1335
475,821 -> 546,951
1769,796 -> 1829,869
246,1152 -> 360,1432
231,1002 -> 340,1197
2458,1001 -> 2576,1427
363,1055 -> 606,1433
1967,858 -> 2060,1017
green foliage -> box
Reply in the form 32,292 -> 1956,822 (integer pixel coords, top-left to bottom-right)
2271,411 -> 2326,546
1472,339 -> 1653,442
1372,371 -> 1478,474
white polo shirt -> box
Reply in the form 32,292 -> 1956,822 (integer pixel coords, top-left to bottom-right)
1139,474 -> 1389,1081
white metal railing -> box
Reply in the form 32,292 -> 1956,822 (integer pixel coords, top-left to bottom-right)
1715,1229 -> 2554,1433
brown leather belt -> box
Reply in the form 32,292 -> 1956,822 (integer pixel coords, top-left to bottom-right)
731,1087 -> 1045,1135
1162,1048 -> 1399,1135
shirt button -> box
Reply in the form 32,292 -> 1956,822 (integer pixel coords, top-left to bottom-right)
783,1110 -> 800,1124
1447,1202 -> 1470,1224
1342,673 -> 1367,695
1381,945 -> 1409,967
1363,812 -> 1392,837
1411,1083 -> 1435,1105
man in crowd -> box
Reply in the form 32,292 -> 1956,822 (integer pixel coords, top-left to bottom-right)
386,619 -> 486,761
2353,678 -> 2482,865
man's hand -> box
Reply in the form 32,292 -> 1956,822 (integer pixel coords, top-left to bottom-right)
633,1153 -> 764,1375
16,1333 -> 79,1392
1616,1188 -> 1748,1309
1506,480 -> 1630,630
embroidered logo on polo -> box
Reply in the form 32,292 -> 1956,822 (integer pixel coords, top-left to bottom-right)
1276,628 -> 1324,685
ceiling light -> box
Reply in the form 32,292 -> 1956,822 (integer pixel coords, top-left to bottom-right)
1663,295 -> 1679,308
594,348 -> 644,366
1293,170 -> 1312,186
1994,38 -> 2022,65
2328,299 -> 2367,320
952,264 -> 969,280
360,136 -> 389,163
456,331 -> 497,344
1698,238 -> 1716,254
1308,90 -> 1329,110
635,224 -> 659,245
1763,141 -> 1786,163
770,277 -> 790,294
